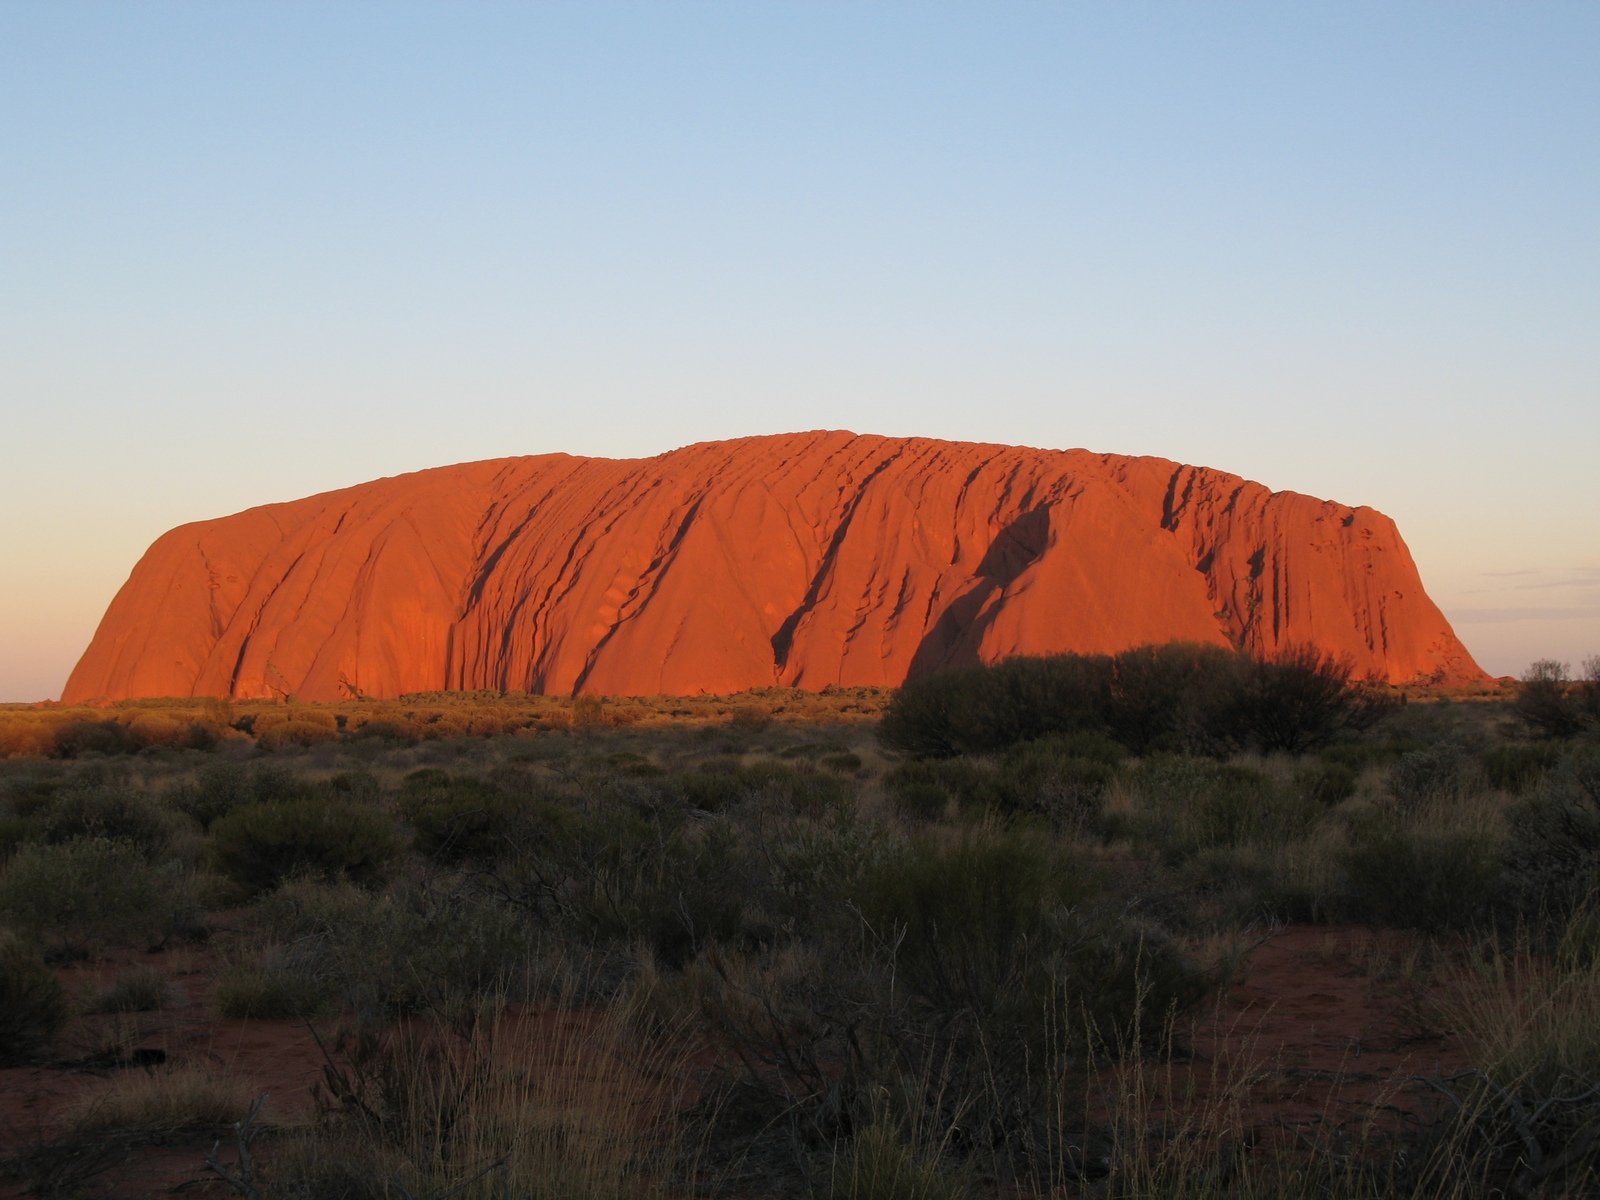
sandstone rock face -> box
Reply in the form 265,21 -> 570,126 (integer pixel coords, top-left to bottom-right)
63,432 -> 1486,701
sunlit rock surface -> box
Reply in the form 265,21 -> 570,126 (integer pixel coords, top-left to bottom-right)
64,432 -> 1486,701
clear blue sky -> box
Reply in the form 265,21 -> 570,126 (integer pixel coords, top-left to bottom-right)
2,2 -> 1596,700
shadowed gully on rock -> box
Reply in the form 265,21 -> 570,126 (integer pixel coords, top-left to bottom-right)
64,432 -> 1486,702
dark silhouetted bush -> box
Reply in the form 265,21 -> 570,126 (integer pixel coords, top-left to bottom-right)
1582,656 -> 1600,724
881,642 -> 1389,760
1223,644 -> 1395,754
210,800 -> 404,893
1516,660 -> 1590,739
0,932 -> 69,1065
1104,642 -> 1240,754
878,655 -> 1112,758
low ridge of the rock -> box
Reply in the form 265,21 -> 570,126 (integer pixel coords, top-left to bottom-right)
63,432 -> 1486,701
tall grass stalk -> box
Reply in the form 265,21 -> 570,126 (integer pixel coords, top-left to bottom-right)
297,1004 -> 692,1200
1451,936 -> 1600,1093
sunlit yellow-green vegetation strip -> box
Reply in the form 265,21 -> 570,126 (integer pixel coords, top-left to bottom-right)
0,687 -> 892,758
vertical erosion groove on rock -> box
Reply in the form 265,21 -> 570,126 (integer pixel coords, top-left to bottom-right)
63,432 -> 1486,702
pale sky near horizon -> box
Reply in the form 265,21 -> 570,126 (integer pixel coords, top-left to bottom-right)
2,2 -> 1596,702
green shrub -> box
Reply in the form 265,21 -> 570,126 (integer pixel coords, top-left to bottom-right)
0,837 -> 195,956
3,772 -> 64,818
1340,820 -> 1500,931
671,759 -> 751,812
852,826 -> 1094,1019
882,759 -> 997,821
675,759 -> 851,816
1502,754 -> 1600,927
325,770 -> 383,803
1479,743 -> 1565,794
347,718 -> 416,746
491,788 -> 765,969
257,719 -> 340,749
1319,740 -> 1429,771
888,779 -> 954,823
1556,907 -> 1600,972
1294,760 -> 1358,806
244,878 -> 537,1018
0,815 -> 33,863
599,750 -> 664,777
992,736 -> 1121,826
821,752 -> 864,774
168,761 -> 313,829
401,771 -> 521,863
1387,745 -> 1485,811
1118,757 -> 1311,860
1043,909 -> 1211,1046
0,931 -> 69,1064
1192,834 -> 1344,924
584,818 -> 746,968
210,800 -> 404,893
39,785 -> 180,856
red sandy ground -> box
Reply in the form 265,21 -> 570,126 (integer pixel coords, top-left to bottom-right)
0,927 -> 1472,1200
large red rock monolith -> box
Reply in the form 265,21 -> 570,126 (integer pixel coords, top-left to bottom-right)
63,432 -> 1485,701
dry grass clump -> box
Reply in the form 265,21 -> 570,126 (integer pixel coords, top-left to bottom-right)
64,1063 -> 255,1138
1450,934 -> 1600,1096
281,1009 -> 690,1200
82,965 -> 174,1014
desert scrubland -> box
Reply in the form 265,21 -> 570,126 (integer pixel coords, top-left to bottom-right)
3,647 -> 1599,1200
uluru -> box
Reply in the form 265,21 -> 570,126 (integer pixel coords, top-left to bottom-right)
63,432 -> 1486,703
